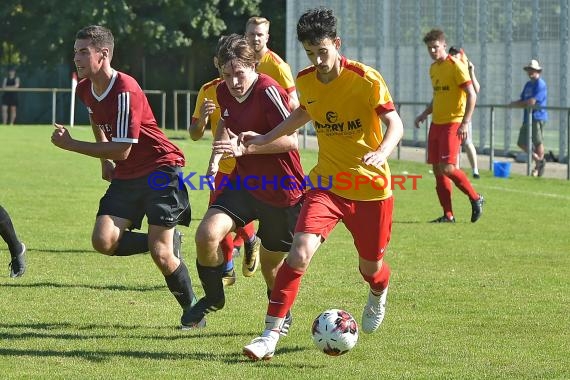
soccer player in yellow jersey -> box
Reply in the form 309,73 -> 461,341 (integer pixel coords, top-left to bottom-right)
414,29 -> 484,224
245,16 -> 299,110
188,39 -> 260,286
240,8 -> 404,360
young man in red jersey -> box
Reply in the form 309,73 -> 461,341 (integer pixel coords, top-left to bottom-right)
189,37 -> 260,287
51,25 -> 199,326
245,16 -> 299,111
181,34 -> 304,335
240,8 -> 404,360
415,29 -> 484,223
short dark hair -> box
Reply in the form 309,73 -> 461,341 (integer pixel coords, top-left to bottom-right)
423,29 -> 446,45
216,33 -> 255,69
296,7 -> 337,45
76,25 -> 114,58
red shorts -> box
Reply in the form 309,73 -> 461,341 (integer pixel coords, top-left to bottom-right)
295,189 -> 393,261
427,122 -> 462,165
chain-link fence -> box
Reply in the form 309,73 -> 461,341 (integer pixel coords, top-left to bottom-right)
286,0 -> 569,161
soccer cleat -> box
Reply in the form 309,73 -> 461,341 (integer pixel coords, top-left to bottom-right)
473,173 -> 480,179
242,236 -> 260,277
222,268 -> 237,287
180,317 -> 207,330
430,215 -> 455,223
470,194 -> 484,223
279,311 -> 293,337
173,229 -> 183,259
243,335 -> 278,361
536,159 -> 546,177
361,287 -> 388,334
180,296 -> 224,328
9,243 -> 26,278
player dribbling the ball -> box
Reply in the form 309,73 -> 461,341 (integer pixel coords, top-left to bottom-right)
241,7 -> 403,361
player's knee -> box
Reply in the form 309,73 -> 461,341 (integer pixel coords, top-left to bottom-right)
91,234 -> 116,255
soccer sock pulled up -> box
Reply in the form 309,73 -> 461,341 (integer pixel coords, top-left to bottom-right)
360,262 -> 391,294
165,260 -> 195,309
435,175 -> 453,218
114,231 -> 149,256
196,261 -> 225,308
267,261 -> 304,322
446,168 -> 479,201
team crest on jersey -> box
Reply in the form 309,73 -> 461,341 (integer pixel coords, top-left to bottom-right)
314,111 -> 363,136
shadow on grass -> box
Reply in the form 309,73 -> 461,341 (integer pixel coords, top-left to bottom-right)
29,248 -> 92,254
2,282 -> 165,292
0,321 -> 259,341
0,344 -> 320,367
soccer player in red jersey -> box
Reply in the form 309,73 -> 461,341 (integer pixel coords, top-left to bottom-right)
240,8 -> 404,360
189,37 -> 260,286
414,29 -> 484,223
181,34 -> 304,334
51,25 -> 199,326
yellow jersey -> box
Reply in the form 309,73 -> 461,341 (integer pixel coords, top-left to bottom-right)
296,57 -> 395,201
429,55 -> 472,124
192,77 -> 235,174
256,50 -> 296,95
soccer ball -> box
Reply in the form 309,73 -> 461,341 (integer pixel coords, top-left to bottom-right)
311,309 -> 359,356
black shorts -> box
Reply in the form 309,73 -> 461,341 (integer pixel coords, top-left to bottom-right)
2,92 -> 18,107
97,166 -> 191,230
211,183 -> 302,252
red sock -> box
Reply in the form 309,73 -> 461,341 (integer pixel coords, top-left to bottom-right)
360,262 -> 391,293
235,222 -> 255,247
435,175 -> 453,218
267,261 -> 304,318
220,233 -> 234,263
447,168 -> 479,200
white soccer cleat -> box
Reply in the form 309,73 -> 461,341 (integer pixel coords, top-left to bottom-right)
243,335 -> 278,361
361,287 -> 388,334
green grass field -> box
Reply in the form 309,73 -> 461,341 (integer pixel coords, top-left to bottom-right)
1,125 -> 569,379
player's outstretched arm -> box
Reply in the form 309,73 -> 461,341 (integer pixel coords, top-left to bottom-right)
240,106 -> 311,147
51,124 -> 132,161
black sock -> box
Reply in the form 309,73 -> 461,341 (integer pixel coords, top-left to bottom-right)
0,206 -> 22,257
165,260 -> 195,309
114,231 -> 149,256
196,261 -> 225,309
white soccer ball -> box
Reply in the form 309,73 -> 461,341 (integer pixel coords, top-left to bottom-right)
311,309 -> 359,356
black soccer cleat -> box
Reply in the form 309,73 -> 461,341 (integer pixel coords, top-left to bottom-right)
470,194 -> 485,223
280,310 -> 293,337
180,296 -> 224,328
9,243 -> 26,278
430,215 -> 455,223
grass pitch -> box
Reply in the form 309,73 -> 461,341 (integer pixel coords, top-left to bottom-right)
0,125 -> 568,379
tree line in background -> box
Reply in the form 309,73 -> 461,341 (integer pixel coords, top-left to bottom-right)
0,0 -> 286,96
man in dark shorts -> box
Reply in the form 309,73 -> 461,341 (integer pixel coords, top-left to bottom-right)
180,34 -> 304,334
51,25 -> 199,327
2,67 -> 20,125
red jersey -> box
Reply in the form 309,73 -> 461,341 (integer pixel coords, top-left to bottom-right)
216,73 -> 304,207
76,70 -> 185,179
